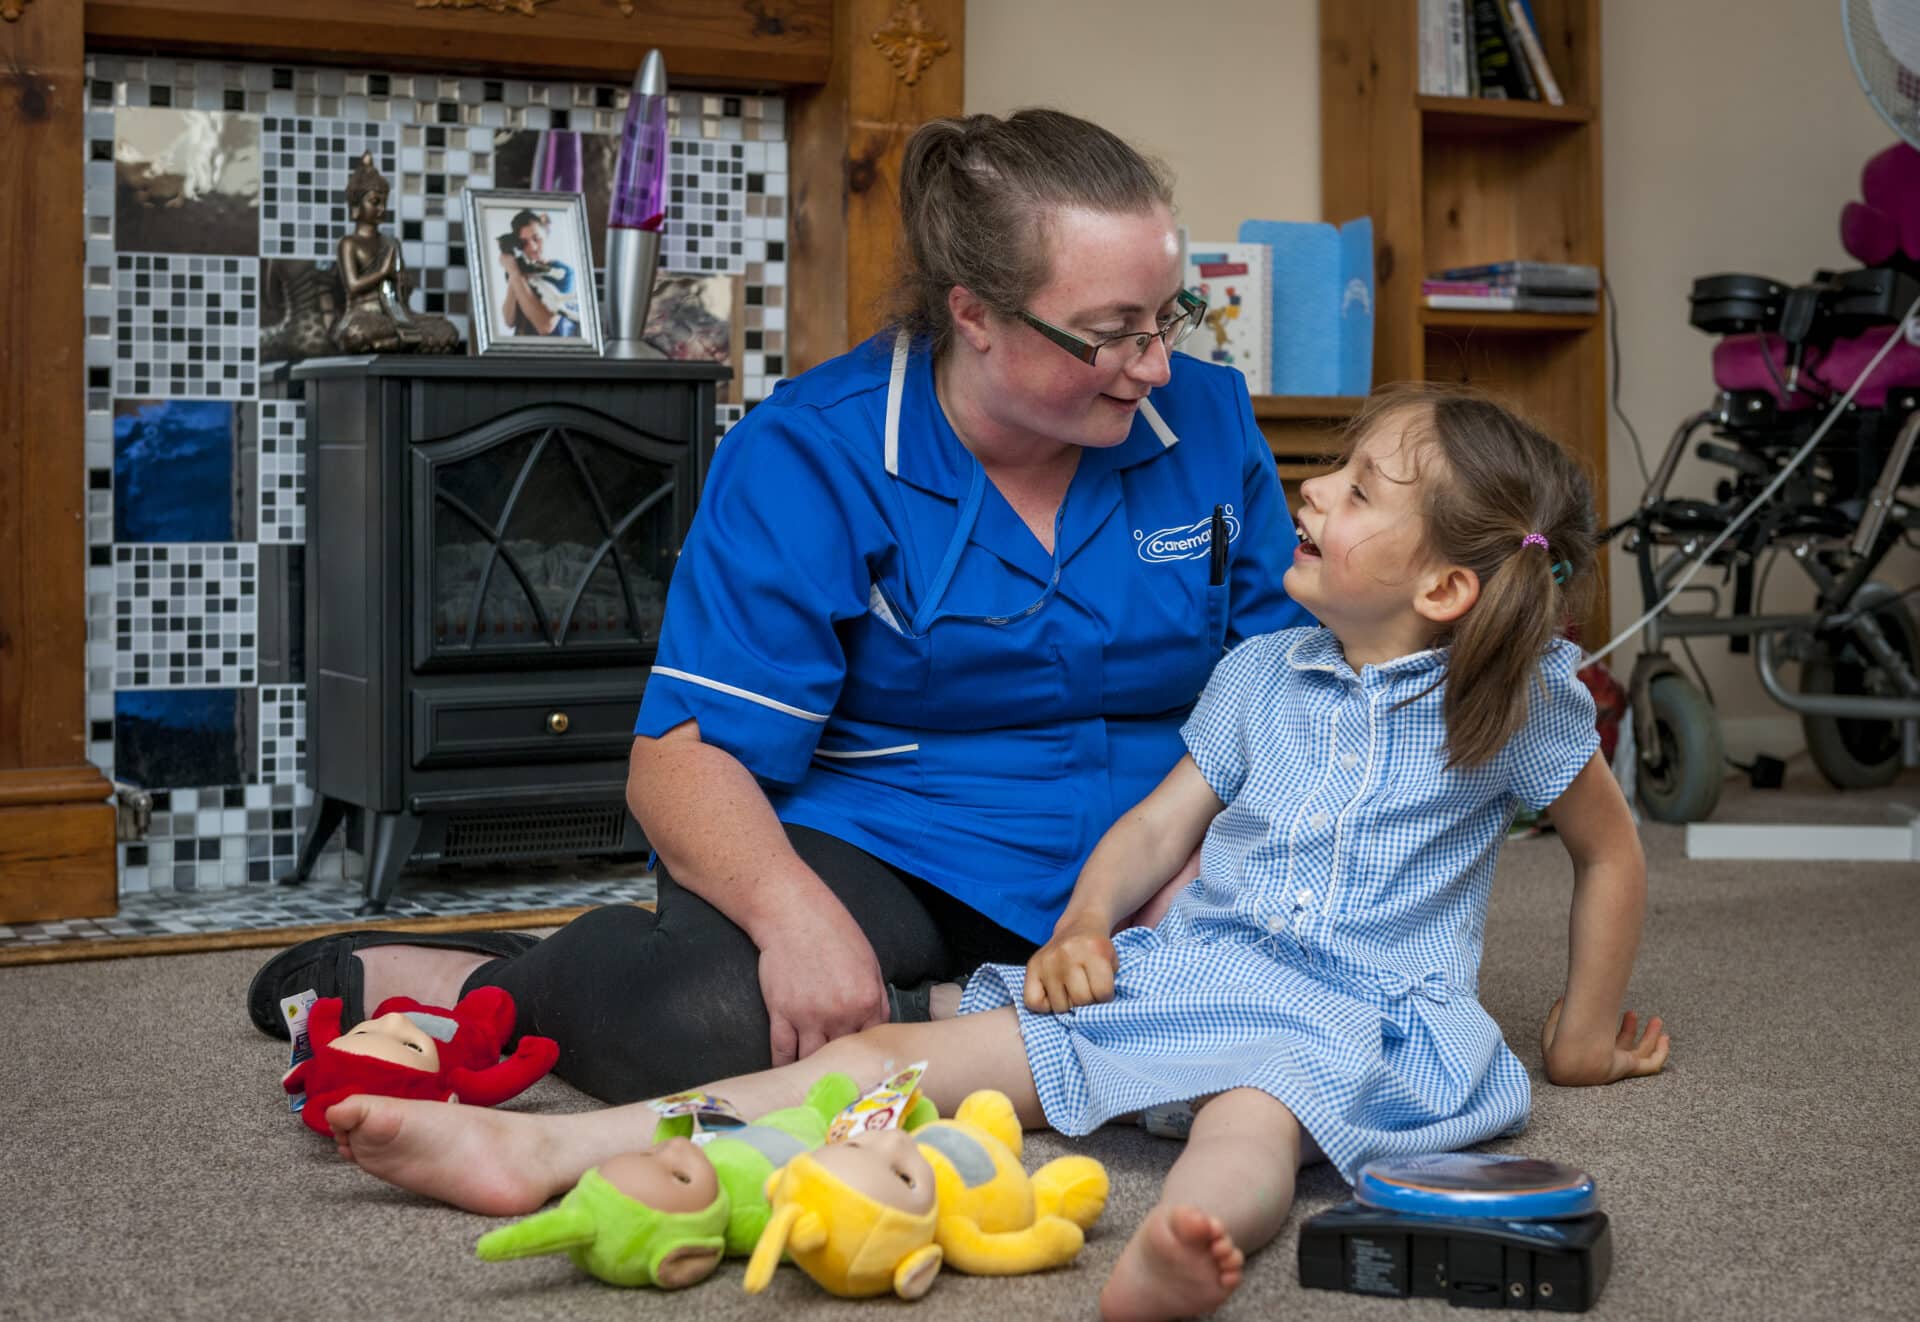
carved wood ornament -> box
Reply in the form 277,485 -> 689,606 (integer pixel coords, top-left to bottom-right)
2,0 -> 34,23
415,0 -> 554,15
413,0 -> 644,14
872,0 -> 950,86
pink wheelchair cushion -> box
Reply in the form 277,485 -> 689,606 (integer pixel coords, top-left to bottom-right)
1715,329 -> 1920,408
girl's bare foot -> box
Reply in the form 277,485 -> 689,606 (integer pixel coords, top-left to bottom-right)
1098,1205 -> 1245,1322
326,1095 -> 577,1217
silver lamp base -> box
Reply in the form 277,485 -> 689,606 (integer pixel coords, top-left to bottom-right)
602,338 -> 667,360
605,226 -> 661,358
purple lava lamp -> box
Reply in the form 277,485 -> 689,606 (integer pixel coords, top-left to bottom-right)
604,49 -> 668,358
530,129 -> 585,193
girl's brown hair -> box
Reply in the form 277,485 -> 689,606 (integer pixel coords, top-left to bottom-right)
1349,384 -> 1597,768
889,109 -> 1174,354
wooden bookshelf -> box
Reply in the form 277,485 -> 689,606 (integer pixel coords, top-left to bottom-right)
1251,395 -> 1362,483
1321,0 -> 1609,645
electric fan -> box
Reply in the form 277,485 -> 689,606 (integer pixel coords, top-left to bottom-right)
1848,0 -> 1920,149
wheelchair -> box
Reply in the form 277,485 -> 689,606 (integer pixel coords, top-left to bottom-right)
1613,143 -> 1920,823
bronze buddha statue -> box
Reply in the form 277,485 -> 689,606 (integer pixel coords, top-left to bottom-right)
330,153 -> 461,355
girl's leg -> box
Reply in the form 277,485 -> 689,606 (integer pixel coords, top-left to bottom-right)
327,1007 -> 1040,1215
1098,1088 -> 1308,1322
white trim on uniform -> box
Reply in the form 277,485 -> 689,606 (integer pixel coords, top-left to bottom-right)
1138,398 -> 1181,449
813,744 -> 921,759
648,666 -> 831,722
884,331 -> 910,476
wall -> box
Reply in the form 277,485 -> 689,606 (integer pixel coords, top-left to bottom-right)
968,0 -> 1916,761
1603,0 -> 1917,759
965,0 -> 1320,238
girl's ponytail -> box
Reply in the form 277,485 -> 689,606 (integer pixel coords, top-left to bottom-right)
1439,526 -> 1570,766
1366,386 -> 1597,767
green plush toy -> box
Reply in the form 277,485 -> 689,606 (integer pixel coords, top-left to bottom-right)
475,1072 -> 930,1288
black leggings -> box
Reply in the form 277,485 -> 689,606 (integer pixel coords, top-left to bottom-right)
465,824 -> 1038,1103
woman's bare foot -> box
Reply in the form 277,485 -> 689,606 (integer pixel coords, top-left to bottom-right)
327,1095 -> 581,1217
1098,1205 -> 1245,1322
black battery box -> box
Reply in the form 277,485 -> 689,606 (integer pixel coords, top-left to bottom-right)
1298,1201 -> 1611,1311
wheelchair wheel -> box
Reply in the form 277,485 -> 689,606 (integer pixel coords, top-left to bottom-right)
1637,674 -> 1725,823
1800,587 -> 1920,790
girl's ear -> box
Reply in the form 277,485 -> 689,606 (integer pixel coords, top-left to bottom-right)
947,285 -> 995,353
1415,563 -> 1479,627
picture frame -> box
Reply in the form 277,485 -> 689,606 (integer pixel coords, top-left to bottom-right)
462,188 -> 603,356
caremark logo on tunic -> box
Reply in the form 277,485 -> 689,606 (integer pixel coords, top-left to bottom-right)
1135,507 -> 1240,562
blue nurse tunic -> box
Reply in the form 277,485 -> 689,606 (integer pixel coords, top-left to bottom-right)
634,333 -> 1312,943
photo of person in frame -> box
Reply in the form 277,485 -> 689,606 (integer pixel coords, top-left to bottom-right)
495,208 -> 583,338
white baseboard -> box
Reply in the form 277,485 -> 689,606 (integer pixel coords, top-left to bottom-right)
1686,817 -> 1920,861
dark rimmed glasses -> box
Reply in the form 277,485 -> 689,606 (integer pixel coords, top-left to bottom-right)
1018,287 -> 1208,368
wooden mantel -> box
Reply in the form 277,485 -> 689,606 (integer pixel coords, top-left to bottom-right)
84,0 -> 835,86
0,0 -> 963,922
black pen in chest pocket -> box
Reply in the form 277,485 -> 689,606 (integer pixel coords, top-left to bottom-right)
1208,504 -> 1228,587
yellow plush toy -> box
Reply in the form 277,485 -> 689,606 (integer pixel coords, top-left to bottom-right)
742,1089 -> 1108,1300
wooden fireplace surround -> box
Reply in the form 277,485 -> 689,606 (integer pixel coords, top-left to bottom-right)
0,0 -> 964,922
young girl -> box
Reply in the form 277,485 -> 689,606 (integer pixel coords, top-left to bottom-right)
325,386 -> 1669,1322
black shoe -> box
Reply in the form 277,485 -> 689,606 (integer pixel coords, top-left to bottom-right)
886,978 -> 940,1023
246,928 -> 540,1039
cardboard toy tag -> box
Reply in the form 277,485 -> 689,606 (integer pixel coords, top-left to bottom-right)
827,1061 -> 927,1143
281,990 -> 320,1115
646,1089 -> 748,1146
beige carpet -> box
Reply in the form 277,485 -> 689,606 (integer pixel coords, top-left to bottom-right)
3,767 -> 1916,1320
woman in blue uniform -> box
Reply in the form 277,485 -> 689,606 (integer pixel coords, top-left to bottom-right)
247,109 -> 1310,1102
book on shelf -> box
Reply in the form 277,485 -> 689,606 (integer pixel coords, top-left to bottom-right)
1420,0 -> 1470,96
1419,0 -> 1445,95
1433,261 -> 1600,289
1444,0 -> 1471,97
1177,242 -> 1270,395
1505,0 -> 1564,105
1470,0 -> 1538,100
1424,292 -> 1598,314
1236,217 -> 1374,396
1422,278 -> 1595,298
1422,0 -> 1563,105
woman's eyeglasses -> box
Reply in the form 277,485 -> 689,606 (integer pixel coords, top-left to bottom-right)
1018,288 -> 1208,368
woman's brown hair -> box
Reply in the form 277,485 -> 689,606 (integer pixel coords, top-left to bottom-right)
1348,384 -> 1597,768
889,109 -> 1174,354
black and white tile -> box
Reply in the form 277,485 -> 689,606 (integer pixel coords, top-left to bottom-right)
261,116 -> 397,260
114,254 -> 259,399
112,544 -> 257,689
257,399 -> 305,543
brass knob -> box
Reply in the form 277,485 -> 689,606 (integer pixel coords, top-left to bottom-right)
547,711 -> 570,734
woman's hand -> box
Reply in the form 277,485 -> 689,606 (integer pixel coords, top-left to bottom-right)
1023,917 -> 1117,1014
757,905 -> 890,1066
1540,996 -> 1670,1086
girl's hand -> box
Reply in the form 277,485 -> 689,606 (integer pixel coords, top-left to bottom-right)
1023,918 -> 1116,1014
1540,997 -> 1670,1086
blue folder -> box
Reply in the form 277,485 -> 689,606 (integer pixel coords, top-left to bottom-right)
1236,217 -> 1374,396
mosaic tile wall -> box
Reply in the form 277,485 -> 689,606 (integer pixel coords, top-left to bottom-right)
83,54 -> 785,896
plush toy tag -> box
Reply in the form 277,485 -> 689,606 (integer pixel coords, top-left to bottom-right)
646,1089 -> 749,1145
280,990 -> 320,1115
827,1060 -> 927,1142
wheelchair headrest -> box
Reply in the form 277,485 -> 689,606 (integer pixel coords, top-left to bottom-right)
1846,142 -> 1920,267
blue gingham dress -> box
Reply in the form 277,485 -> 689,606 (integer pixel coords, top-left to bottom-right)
959,627 -> 1599,1183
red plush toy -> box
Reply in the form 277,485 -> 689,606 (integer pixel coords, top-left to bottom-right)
283,984 -> 559,1137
